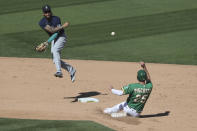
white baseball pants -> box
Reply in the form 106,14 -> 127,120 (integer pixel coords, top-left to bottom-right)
104,101 -> 140,117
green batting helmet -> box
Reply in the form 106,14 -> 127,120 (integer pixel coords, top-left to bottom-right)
137,70 -> 147,82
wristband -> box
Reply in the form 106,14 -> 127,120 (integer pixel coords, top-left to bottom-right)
47,33 -> 58,43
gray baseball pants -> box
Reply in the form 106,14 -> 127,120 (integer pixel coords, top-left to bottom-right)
51,34 -> 73,73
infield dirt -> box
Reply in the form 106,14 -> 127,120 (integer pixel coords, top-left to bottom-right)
0,57 -> 197,131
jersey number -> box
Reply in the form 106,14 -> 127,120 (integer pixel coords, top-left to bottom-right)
133,94 -> 148,103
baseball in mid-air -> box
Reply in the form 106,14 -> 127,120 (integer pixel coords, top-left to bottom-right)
111,31 -> 115,36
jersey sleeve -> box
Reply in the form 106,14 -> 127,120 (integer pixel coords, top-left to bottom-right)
56,16 -> 61,26
39,19 -> 46,29
122,84 -> 134,95
146,80 -> 153,88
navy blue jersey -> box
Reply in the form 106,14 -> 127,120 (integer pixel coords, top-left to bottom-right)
39,16 -> 64,36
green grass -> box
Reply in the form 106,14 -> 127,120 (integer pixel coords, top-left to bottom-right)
0,118 -> 115,131
0,0 -> 197,65
0,0 -> 112,14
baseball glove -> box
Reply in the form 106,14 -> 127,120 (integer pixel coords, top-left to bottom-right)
35,42 -> 48,52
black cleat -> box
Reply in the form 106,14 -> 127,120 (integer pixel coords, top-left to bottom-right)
54,72 -> 63,78
70,68 -> 76,82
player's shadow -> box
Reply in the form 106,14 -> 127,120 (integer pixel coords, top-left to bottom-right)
139,111 -> 170,118
64,91 -> 107,102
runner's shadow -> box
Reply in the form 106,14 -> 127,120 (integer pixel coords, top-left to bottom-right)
64,91 -> 107,102
139,111 -> 170,118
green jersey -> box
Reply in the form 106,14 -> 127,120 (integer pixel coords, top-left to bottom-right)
122,81 -> 153,113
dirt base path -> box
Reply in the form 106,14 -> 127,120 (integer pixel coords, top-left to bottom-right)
0,57 -> 197,131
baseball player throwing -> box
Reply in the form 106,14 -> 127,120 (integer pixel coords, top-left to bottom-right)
39,5 -> 76,82
104,62 -> 153,117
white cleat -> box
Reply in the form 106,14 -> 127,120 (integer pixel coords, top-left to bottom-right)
111,112 -> 127,118
103,108 -> 112,114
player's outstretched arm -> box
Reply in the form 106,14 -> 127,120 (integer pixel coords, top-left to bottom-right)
110,85 -> 124,96
140,61 -> 151,82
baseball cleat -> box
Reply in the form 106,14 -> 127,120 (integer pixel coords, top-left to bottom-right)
70,67 -> 76,82
103,108 -> 112,114
111,112 -> 127,118
54,72 -> 63,78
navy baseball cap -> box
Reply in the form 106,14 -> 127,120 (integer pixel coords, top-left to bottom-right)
42,5 -> 51,13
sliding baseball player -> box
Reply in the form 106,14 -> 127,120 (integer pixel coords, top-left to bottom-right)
104,62 -> 153,117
